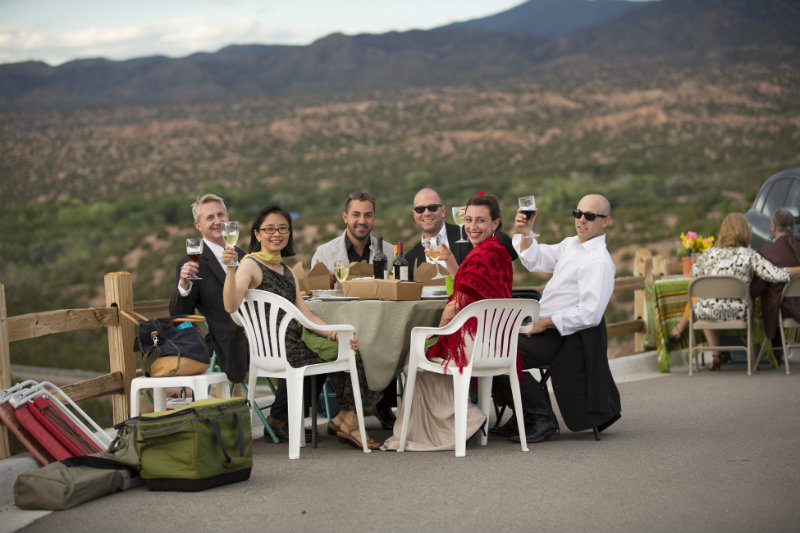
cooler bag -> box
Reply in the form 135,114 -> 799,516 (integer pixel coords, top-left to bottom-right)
136,397 -> 252,491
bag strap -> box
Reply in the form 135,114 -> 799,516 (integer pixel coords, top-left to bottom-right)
170,315 -> 205,324
119,309 -> 149,325
206,410 -> 246,466
61,454 -> 138,475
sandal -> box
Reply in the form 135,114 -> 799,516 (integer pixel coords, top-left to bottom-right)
336,422 -> 381,450
327,420 -> 340,437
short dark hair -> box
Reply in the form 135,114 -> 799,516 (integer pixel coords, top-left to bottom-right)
344,191 -> 376,214
465,193 -> 503,232
249,204 -> 296,257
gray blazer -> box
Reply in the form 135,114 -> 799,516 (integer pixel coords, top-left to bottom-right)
311,231 -> 394,270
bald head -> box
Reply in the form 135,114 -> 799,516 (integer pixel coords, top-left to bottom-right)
412,187 -> 446,237
575,194 -> 611,243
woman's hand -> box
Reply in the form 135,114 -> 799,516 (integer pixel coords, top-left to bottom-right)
350,332 -> 359,352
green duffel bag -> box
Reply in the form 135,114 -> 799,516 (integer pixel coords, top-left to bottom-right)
136,397 -> 252,492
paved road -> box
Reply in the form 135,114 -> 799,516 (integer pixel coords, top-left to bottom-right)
7,363 -> 800,532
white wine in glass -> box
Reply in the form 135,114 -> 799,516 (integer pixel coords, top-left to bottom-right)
422,235 -> 445,279
452,206 -> 467,243
222,221 -> 239,247
333,259 -> 349,294
186,238 -> 203,280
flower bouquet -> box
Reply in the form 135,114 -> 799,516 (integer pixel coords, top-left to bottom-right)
678,231 -> 714,257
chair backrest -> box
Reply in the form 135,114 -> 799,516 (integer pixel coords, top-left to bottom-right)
455,298 -> 540,371
231,289 -> 307,372
781,275 -> 800,300
688,275 -> 749,301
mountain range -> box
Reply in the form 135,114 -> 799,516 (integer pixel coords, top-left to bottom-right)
1,0 -> 799,110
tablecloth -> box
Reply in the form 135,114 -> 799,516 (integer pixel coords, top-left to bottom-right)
307,299 -> 446,390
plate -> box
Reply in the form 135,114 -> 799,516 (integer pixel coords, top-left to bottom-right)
317,296 -> 360,301
421,295 -> 448,300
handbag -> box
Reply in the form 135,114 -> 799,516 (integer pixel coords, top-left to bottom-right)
121,310 -> 211,376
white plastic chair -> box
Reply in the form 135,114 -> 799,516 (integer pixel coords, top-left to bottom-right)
688,276 -> 752,376
129,372 -> 231,417
398,298 -> 539,457
753,276 -> 800,374
231,289 -> 369,459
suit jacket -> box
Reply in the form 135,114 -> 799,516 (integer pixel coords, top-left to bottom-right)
550,318 -> 621,433
406,223 -> 518,271
750,235 -> 800,340
169,245 -> 248,383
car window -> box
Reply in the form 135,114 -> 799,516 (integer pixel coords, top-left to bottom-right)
786,179 -> 800,216
753,182 -> 770,213
763,178 -> 791,217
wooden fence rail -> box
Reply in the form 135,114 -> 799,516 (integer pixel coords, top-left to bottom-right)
0,249 -> 668,459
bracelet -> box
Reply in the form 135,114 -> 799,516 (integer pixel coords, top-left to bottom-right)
327,331 -> 335,341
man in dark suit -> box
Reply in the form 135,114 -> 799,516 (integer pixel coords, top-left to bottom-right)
405,188 -> 472,271
750,209 -> 800,359
406,188 -> 520,277
170,193 -> 248,383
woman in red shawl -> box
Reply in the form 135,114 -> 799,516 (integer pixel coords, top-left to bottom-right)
383,193 -> 513,451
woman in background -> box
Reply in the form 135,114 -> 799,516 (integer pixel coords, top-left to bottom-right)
750,209 -> 800,362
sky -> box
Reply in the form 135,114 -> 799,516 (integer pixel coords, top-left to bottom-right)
0,0 -> 530,66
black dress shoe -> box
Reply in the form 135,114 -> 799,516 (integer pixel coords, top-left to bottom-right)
266,425 -> 313,443
509,417 -> 559,443
488,416 -> 518,437
372,404 -> 396,430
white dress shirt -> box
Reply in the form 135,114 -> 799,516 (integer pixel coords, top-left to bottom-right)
512,233 -> 616,336
177,238 -> 229,296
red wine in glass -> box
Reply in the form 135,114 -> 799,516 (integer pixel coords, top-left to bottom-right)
185,238 -> 203,280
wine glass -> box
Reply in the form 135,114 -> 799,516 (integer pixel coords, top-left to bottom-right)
422,235 -> 445,279
221,221 -> 239,265
452,206 -> 467,243
333,259 -> 350,295
185,238 -> 203,280
518,195 -> 540,237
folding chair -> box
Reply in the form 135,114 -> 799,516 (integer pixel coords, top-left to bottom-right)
688,276 -> 752,376
752,276 -> 800,375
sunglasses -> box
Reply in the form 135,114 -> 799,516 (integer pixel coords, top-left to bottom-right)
413,204 -> 443,214
572,209 -> 608,222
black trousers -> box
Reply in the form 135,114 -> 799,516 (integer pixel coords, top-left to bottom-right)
492,329 -> 579,421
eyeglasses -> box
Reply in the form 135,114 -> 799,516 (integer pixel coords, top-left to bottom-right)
259,225 -> 290,234
572,209 -> 608,222
413,204 -> 443,214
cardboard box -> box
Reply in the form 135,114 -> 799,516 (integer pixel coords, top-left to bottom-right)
291,261 -> 333,291
413,262 -> 450,286
342,279 -> 423,301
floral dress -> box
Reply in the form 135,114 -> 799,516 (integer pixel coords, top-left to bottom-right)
690,246 -> 790,321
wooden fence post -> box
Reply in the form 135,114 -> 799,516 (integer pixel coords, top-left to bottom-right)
105,272 -> 136,424
0,284 -> 12,458
633,249 -> 653,352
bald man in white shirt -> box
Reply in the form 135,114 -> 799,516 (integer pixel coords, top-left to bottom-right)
493,194 -> 621,443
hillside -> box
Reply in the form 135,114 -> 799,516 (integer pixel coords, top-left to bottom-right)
2,0 -> 800,370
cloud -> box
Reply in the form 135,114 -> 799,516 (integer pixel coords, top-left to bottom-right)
0,17 -> 314,65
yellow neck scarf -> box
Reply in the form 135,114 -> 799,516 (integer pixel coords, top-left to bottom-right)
244,251 -> 282,264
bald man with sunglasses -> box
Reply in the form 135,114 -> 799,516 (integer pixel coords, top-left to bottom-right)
492,193 -> 621,444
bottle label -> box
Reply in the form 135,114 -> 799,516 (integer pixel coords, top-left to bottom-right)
398,266 -> 409,281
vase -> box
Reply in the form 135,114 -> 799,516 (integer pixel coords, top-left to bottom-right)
681,255 -> 693,277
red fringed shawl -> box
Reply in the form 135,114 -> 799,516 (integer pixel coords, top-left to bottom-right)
427,236 -> 513,372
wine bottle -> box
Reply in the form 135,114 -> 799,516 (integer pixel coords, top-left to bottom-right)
373,237 -> 387,279
393,241 -> 411,281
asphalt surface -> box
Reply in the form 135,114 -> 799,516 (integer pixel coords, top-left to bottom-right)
5,359 -> 800,533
